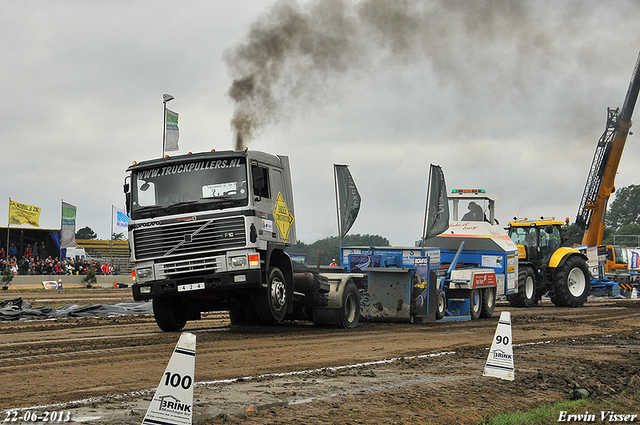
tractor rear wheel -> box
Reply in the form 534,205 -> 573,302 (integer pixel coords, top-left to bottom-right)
551,256 -> 590,307
508,266 -> 536,307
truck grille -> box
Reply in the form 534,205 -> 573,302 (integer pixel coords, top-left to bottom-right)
161,255 -> 224,279
134,216 -> 246,260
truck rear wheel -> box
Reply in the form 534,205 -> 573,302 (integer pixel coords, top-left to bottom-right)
340,281 -> 360,329
255,267 -> 288,324
551,256 -> 590,308
480,287 -> 496,318
508,266 -> 536,307
436,289 -> 446,320
152,298 -> 187,332
469,289 -> 482,320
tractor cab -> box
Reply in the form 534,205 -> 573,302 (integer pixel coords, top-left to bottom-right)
508,218 -> 566,265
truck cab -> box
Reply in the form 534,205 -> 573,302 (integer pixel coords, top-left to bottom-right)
124,149 -> 298,330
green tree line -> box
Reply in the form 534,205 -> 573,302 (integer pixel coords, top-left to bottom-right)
288,234 -> 390,266
564,184 -> 640,246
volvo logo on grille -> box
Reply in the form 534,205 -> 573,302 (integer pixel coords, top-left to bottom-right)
184,234 -> 192,243
133,220 -> 161,228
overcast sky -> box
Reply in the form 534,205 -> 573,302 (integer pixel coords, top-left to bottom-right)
2,0 -> 640,246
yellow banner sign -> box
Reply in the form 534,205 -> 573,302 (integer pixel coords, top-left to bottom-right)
9,200 -> 41,227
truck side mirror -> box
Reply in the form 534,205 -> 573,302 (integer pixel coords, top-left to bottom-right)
123,178 -> 131,214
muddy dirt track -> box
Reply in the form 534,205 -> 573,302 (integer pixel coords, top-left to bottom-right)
1,289 -> 640,424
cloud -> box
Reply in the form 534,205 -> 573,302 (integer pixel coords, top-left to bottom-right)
1,0 -> 639,246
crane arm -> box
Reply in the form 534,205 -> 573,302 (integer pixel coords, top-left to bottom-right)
577,51 -> 640,247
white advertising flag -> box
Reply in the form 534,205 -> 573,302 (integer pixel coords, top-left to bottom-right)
165,109 -> 179,152
60,201 -> 77,249
113,206 -> 130,237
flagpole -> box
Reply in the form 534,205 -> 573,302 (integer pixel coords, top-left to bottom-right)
162,93 -> 174,158
6,198 -> 10,262
110,206 -> 114,267
59,199 -> 63,259
335,165 -> 341,246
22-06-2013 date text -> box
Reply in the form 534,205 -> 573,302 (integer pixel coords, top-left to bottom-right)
4,411 -> 71,423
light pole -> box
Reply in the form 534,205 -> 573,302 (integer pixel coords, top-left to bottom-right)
162,93 -> 174,157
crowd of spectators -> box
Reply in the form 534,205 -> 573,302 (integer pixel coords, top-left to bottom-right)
0,242 -> 119,276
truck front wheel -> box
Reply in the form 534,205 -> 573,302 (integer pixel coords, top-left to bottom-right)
255,267 -> 288,324
153,298 -> 187,332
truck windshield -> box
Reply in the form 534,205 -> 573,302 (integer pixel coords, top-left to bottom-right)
131,157 -> 248,218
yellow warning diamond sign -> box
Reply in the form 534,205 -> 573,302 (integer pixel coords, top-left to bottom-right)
274,192 -> 294,243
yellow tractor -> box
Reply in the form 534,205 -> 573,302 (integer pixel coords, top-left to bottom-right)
507,218 -> 590,308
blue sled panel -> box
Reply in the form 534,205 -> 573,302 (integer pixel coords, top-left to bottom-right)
361,268 -> 413,322
437,298 -> 471,322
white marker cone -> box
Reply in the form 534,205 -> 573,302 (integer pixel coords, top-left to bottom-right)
483,311 -> 514,381
632,288 -> 638,299
142,332 -> 196,425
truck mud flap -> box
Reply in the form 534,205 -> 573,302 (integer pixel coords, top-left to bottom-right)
311,307 -> 341,325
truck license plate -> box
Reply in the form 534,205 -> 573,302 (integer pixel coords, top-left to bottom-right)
178,282 -> 205,292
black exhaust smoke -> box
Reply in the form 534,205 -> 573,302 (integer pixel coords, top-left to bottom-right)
224,0 -> 632,149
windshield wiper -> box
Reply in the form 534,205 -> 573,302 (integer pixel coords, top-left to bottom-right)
133,205 -> 166,218
135,205 -> 163,211
200,195 -> 235,200
165,200 -> 203,208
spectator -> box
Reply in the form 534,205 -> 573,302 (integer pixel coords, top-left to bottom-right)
24,244 -> 32,258
33,260 -> 43,275
8,243 -> 17,258
101,261 -> 110,275
0,247 -> 4,260
43,259 -> 53,275
39,242 -> 47,261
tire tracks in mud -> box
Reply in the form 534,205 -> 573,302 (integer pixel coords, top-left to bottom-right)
1,294 -> 639,413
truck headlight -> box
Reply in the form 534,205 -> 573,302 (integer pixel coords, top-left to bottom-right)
136,267 -> 153,281
230,256 -> 247,268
